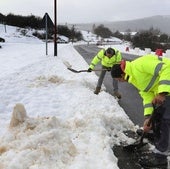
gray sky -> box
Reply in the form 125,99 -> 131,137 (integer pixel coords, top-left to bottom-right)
0,0 -> 170,24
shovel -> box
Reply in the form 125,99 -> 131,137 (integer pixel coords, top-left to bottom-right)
123,112 -> 154,151
62,60 -> 108,73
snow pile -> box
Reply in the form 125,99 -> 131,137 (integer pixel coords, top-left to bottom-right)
0,104 -> 76,169
0,100 -> 134,169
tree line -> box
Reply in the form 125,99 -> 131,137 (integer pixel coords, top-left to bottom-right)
93,24 -> 170,51
0,13 -> 83,41
58,23 -> 170,51
0,13 -> 43,29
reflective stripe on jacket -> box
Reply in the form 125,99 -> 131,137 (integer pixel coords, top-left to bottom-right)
89,48 -> 122,69
124,54 -> 170,116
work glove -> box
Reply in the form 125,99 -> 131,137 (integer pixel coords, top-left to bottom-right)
152,93 -> 167,105
107,67 -> 111,72
143,116 -> 152,133
87,68 -> 92,72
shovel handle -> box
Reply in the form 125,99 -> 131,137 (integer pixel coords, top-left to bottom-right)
92,69 -> 108,72
140,117 -> 153,142
67,67 -> 108,73
146,116 -> 153,127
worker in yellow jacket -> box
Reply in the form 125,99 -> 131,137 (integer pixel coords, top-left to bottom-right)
111,54 -> 170,168
87,47 -> 122,98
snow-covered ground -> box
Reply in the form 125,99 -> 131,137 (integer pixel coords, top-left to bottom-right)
0,24 -> 168,169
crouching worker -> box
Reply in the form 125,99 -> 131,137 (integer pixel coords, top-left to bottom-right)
87,47 -> 122,99
111,54 -> 170,168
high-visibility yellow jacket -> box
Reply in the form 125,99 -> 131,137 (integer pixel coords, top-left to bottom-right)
89,48 -> 122,69
124,54 -> 170,116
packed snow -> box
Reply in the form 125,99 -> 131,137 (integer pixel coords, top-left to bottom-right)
0,24 -> 169,169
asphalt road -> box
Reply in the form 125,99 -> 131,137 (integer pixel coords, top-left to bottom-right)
74,44 -> 144,127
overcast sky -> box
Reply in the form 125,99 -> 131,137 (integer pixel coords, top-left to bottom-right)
0,0 -> 170,24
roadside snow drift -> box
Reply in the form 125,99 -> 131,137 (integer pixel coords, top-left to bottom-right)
0,24 -> 136,169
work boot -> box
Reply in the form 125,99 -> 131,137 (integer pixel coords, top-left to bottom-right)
113,91 -> 121,99
139,152 -> 167,168
94,87 -> 101,95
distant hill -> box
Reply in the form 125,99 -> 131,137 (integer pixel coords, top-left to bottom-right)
69,15 -> 170,35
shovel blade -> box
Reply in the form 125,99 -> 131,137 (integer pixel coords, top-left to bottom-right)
63,61 -> 72,68
123,141 -> 147,151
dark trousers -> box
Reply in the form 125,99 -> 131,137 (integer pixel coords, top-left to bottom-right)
96,65 -> 118,92
153,96 -> 170,153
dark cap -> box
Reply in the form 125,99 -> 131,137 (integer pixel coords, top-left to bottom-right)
106,48 -> 115,56
111,64 -> 123,78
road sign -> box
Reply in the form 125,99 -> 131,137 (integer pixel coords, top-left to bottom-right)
42,13 -> 54,28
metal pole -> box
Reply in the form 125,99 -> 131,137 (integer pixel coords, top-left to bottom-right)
45,13 -> 48,55
54,0 -> 57,56
4,22 -> 7,33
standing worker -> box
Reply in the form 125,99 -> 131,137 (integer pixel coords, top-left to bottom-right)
87,47 -> 122,99
111,54 -> 170,168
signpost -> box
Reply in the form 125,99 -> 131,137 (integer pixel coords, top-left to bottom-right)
42,13 -> 54,55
